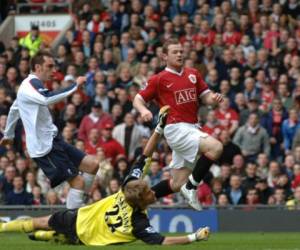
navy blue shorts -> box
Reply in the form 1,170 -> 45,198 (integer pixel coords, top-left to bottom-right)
33,135 -> 86,188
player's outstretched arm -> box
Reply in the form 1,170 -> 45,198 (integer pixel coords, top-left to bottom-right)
122,106 -> 170,185
161,227 -> 210,245
28,77 -> 86,106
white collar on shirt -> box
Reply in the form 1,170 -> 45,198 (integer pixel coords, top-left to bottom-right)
165,67 -> 184,76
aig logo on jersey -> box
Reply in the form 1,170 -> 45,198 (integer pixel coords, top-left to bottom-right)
174,88 -> 196,104
188,74 -> 197,84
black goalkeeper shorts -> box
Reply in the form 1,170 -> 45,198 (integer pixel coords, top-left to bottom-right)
48,209 -> 79,243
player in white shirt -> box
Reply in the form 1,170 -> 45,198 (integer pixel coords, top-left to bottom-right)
0,51 -> 99,209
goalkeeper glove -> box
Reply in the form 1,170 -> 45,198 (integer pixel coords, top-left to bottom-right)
187,226 -> 210,242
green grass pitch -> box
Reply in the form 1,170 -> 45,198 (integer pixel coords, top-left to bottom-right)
0,232 -> 299,250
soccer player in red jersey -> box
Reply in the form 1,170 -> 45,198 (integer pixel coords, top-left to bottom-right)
133,38 -> 224,210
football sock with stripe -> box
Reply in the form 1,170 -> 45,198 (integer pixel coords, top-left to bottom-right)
186,155 -> 214,190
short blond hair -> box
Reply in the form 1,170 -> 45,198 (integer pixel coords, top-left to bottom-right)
123,179 -> 148,209
162,38 -> 180,54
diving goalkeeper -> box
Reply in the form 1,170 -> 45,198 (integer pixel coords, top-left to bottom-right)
0,106 -> 210,246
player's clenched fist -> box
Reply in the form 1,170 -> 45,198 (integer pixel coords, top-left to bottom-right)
141,109 -> 153,122
76,76 -> 87,87
212,92 -> 224,103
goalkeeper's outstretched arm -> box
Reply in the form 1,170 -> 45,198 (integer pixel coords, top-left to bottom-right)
162,227 -> 210,245
122,106 -> 170,187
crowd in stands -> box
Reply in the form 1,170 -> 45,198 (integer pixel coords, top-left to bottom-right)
0,0 -> 300,209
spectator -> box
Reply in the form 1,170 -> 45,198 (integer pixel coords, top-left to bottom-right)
218,129 -> 241,165
242,162 -> 260,191
6,176 -> 33,205
202,110 -> 224,139
255,178 -> 272,204
78,101 -> 113,142
267,161 -> 282,189
98,122 -> 125,164
62,126 -> 75,145
220,163 -> 232,190
84,128 -> 102,155
111,103 -> 124,125
277,82 -> 293,111
25,171 -> 38,194
144,159 -> 162,187
282,108 -> 300,154
231,154 -> 246,176
112,112 -> 143,160
217,193 -> 230,208
233,113 -> 270,161
17,58 -> 30,82
46,190 -> 61,205
85,57 -> 99,97
0,166 -> 16,198
210,178 -> 224,205
256,153 -> 269,179
268,187 -> 286,205
106,178 -> 120,195
113,156 -> 129,184
239,97 -> 263,126
292,129 -> 300,150
19,24 -> 42,57
286,186 -> 300,210
245,188 -> 261,208
32,186 -> 45,205
291,164 -> 300,189
215,97 -> 239,135
226,174 -> 246,205
261,98 -> 288,160
87,82 -> 115,113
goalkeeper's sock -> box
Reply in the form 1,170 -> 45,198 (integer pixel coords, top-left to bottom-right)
28,230 -> 56,241
0,219 -> 34,233
151,179 -> 174,198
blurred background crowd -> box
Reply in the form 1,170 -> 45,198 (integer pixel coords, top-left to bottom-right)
0,0 -> 300,209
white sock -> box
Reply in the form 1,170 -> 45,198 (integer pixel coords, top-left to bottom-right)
82,173 -> 95,194
66,188 -> 84,209
189,175 -> 199,187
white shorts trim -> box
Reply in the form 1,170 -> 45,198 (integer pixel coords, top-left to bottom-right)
164,123 -> 209,169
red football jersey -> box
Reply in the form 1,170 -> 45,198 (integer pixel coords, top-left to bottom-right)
139,67 -> 210,124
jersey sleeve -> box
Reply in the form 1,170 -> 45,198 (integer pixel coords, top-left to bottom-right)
138,75 -> 159,103
26,78 -> 78,106
122,155 -> 149,187
3,100 -> 20,139
132,211 -> 165,245
196,71 -> 210,98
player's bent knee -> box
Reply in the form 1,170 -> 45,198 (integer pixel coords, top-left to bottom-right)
80,155 -> 99,174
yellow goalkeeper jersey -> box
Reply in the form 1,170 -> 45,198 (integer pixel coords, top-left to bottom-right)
76,190 -> 135,246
